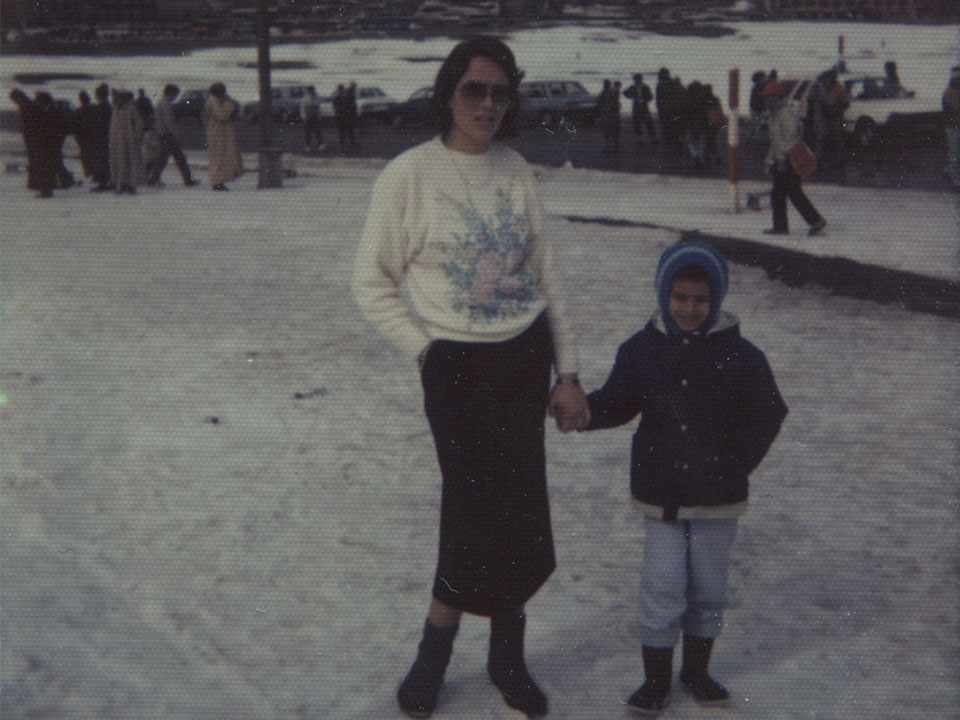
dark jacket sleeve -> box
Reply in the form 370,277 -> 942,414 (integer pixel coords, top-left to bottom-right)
584,336 -> 646,431
719,347 -> 788,481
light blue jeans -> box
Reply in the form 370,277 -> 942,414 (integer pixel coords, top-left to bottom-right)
636,516 -> 738,648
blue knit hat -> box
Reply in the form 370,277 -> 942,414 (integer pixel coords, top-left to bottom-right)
654,241 -> 729,334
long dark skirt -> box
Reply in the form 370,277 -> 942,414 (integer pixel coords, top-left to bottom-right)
420,313 -> 556,616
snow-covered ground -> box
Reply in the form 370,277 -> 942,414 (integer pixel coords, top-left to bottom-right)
1,144 -> 958,718
2,19 -> 959,720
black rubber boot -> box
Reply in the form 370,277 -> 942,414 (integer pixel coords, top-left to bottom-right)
397,619 -> 459,718
487,609 -> 548,718
626,646 -> 673,716
679,634 -> 729,704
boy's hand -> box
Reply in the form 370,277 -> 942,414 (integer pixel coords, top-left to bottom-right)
548,380 -> 591,433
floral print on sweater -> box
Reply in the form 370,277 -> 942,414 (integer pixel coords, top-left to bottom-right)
435,187 -> 537,321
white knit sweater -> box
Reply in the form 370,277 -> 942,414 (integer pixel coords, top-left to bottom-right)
352,137 -> 578,373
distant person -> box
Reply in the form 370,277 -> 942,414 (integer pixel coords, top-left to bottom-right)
109,89 -> 144,195
147,84 -> 198,186
203,82 -> 242,191
943,66 -> 960,189
10,89 -> 55,197
333,84 -> 358,154
135,88 -> 154,132
882,60 -> 902,97
299,86 -> 324,153
345,82 -> 361,153
815,70 -> 848,173
624,73 -> 656,145
657,68 -> 686,156
703,84 -> 723,169
761,82 -> 827,236
749,70 -> 767,122
74,91 -> 99,182
597,79 -> 621,153
746,71 -> 769,145
579,240 -> 788,715
89,83 -> 114,191
684,81 -> 708,171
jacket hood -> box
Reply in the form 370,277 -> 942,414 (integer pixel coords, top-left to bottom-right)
654,240 -> 729,336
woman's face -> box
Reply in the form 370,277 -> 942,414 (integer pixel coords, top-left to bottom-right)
445,55 -> 510,154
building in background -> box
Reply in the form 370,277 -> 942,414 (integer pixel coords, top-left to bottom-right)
758,0 -> 954,19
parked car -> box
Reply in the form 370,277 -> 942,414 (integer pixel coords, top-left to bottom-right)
318,86 -> 400,125
775,74 -> 942,150
172,89 -> 209,122
243,84 -> 317,124
394,86 -> 435,128
517,80 -> 598,129
841,74 -> 941,149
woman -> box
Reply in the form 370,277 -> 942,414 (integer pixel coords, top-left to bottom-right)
109,89 -> 144,195
203,82 -> 242,191
352,37 -> 589,719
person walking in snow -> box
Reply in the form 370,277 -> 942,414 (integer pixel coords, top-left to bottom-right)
352,36 -> 589,720
333,83 -> 360,154
109,89 -> 144,195
203,82 -> 242,191
147,84 -> 198,187
761,82 -> 827,236
89,83 -> 114,191
299,85 -> 324,153
579,241 -> 788,715
10,89 -> 52,197
942,66 -> 960,190
597,79 -> 622,154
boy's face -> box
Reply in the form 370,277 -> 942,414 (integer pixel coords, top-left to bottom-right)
668,279 -> 712,332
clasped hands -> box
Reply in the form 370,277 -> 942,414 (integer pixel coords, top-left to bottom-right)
548,378 -> 591,433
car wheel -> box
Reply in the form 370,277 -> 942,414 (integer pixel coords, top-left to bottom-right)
535,110 -> 556,130
853,116 -> 878,149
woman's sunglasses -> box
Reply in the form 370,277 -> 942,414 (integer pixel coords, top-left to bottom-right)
458,81 -> 511,106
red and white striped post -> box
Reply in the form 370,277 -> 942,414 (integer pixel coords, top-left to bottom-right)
728,68 -> 740,214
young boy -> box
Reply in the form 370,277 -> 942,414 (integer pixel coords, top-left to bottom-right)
582,241 -> 788,715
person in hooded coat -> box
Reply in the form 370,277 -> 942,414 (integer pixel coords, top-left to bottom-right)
10,89 -> 53,197
203,82 -> 242,191
109,89 -> 144,194
581,241 -> 788,714
89,83 -> 114,190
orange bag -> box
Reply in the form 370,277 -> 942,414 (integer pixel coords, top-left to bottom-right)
786,138 -> 818,176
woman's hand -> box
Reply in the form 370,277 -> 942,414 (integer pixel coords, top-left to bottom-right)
548,376 -> 591,433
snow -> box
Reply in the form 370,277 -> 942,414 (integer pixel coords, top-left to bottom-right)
2,20 -> 959,720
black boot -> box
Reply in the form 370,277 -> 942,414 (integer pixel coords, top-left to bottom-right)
487,609 -> 548,718
679,634 -> 729,704
626,646 -> 673,716
397,619 -> 459,718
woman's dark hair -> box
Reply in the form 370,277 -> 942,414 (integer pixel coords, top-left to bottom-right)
430,36 -> 522,139
209,82 -> 226,98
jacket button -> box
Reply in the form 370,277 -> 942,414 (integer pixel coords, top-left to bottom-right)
681,379 -> 688,387
680,424 -> 688,432
682,463 -> 689,471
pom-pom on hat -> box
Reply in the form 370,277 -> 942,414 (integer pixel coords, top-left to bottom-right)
654,241 -> 729,334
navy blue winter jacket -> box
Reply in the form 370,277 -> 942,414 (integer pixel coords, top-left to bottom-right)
585,313 -> 788,521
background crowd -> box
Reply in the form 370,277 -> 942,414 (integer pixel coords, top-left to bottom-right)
9,59 -> 959,198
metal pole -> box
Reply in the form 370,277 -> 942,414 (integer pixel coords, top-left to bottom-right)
257,0 -> 282,188
728,68 -> 740,214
